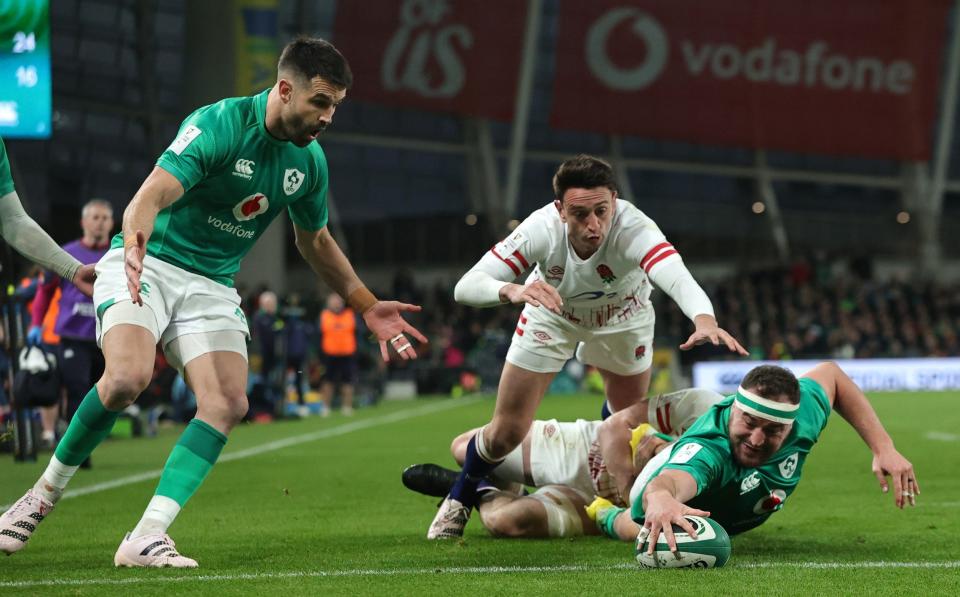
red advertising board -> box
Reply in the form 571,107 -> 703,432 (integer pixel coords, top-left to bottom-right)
333,0 -> 527,120
551,0 -> 950,159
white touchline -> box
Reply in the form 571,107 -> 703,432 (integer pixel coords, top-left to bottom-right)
0,397 -> 480,512
924,431 -> 959,442
1,561 -> 958,588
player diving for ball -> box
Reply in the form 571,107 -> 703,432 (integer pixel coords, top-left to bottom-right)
428,154 -> 747,539
0,37 -> 426,567
588,362 -> 919,558
405,388 -> 724,538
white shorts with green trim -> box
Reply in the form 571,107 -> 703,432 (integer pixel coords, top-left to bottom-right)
93,247 -> 250,372
505,304 -> 655,376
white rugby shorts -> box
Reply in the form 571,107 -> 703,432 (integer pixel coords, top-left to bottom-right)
93,247 -> 250,372
497,418 -> 600,497
506,304 -> 655,375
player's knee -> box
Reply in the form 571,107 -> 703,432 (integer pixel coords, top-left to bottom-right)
450,430 -> 475,464
485,425 -> 526,458
481,508 -> 532,538
197,390 -> 249,429
99,368 -> 152,408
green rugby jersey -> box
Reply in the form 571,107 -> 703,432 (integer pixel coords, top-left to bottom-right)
631,378 -> 831,535
111,89 -> 329,286
0,137 -> 15,196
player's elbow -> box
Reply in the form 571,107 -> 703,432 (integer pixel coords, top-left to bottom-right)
453,275 -> 470,303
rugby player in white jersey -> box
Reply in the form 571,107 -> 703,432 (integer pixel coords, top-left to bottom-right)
1,38 -> 426,567
427,155 -> 746,538
406,388 -> 722,538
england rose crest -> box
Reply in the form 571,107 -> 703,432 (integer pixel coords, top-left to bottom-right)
597,264 -> 616,284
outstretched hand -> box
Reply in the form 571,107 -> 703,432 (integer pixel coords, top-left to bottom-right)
363,300 -> 428,362
679,314 -> 748,355
639,490 -> 711,557
872,447 -> 919,509
71,263 -> 97,298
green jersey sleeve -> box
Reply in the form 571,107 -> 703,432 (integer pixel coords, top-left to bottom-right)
156,104 -> 240,193
0,138 -> 15,196
286,145 -> 329,231
661,438 -> 731,494
797,377 -> 831,433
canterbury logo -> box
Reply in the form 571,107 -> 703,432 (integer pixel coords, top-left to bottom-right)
233,159 -> 255,179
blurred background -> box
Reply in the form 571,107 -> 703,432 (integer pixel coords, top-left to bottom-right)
2,0 -> 959,447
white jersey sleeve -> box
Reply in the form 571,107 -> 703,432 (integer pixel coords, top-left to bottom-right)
454,208 -> 553,307
615,204 -> 714,321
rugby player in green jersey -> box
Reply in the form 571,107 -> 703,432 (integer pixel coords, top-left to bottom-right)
0,137 -> 96,295
587,362 -> 918,556
0,37 -> 426,567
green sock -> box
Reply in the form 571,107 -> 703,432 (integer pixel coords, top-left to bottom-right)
155,419 -> 227,506
54,386 -> 120,466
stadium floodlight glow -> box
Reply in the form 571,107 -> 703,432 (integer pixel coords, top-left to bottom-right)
896,211 -> 911,224
751,201 -> 766,214
465,214 -> 478,226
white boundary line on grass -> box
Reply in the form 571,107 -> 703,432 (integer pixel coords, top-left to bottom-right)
1,398 -> 480,511
1,561 -> 958,588
924,431 -> 959,442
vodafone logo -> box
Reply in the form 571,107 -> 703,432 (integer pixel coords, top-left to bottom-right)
587,8 -> 667,91
586,7 -> 916,95
233,193 -> 269,222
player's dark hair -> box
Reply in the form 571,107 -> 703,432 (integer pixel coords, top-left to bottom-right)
741,365 -> 801,405
278,37 -> 353,90
552,154 -> 618,200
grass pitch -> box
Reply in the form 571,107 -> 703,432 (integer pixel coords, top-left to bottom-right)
1,391 -> 958,595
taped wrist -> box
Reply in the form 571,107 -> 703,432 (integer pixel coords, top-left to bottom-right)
597,505 -> 627,539
347,287 -> 377,314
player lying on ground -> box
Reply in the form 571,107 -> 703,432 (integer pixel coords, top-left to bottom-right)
0,37 -> 426,568
429,154 -> 747,539
405,388 -> 722,538
0,137 -> 96,296
586,362 -> 919,556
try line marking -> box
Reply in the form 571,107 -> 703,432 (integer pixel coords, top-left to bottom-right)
1,397 -> 479,512
1,561 -> 958,588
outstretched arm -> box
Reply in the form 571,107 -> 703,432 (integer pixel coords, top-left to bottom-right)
294,223 -> 426,361
803,361 -> 919,508
639,469 -> 709,555
0,191 -> 81,282
646,260 -> 747,355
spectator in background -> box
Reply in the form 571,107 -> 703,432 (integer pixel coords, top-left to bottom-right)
28,199 -> 114,465
252,290 -> 282,417
282,293 -> 314,416
319,292 -> 358,416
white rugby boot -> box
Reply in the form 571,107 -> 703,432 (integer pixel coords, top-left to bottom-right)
114,532 -> 198,568
0,489 -> 54,554
426,496 -> 471,539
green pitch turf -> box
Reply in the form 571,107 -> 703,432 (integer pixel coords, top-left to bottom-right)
1,391 -> 957,595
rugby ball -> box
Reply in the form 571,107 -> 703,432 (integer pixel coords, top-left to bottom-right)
635,516 -> 731,569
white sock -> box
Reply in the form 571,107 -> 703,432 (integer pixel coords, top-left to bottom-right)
130,495 -> 181,539
34,456 -> 79,503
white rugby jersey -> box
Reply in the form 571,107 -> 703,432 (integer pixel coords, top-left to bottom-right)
455,199 -> 714,329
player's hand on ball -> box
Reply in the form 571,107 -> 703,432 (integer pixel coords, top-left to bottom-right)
641,490 -> 710,557
124,230 -> 147,305
680,314 -> 749,355
363,301 -> 428,362
500,281 -> 563,314
872,448 -> 919,509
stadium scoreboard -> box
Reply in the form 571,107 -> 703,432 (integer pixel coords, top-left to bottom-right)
0,0 -> 51,139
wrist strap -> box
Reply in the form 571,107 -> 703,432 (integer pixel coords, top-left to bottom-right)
347,287 -> 377,314
597,506 -> 627,539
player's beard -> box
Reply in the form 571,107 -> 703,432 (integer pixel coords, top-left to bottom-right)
287,113 -> 327,147
732,437 -> 774,467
